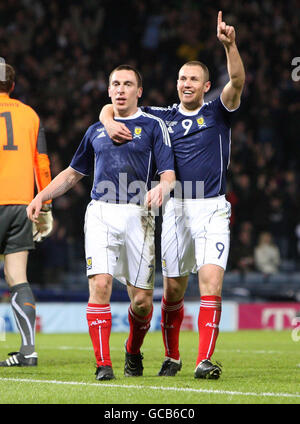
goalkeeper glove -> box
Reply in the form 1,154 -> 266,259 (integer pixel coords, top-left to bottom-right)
32,206 -> 53,242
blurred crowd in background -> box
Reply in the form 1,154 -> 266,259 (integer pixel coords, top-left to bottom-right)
1,0 -> 299,286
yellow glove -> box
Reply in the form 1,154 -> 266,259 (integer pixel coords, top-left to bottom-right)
32,208 -> 53,242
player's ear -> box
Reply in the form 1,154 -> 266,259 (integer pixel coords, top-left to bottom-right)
204,81 -> 211,93
9,82 -> 15,94
137,87 -> 143,98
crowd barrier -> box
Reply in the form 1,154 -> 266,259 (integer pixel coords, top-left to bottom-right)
1,301 -> 300,334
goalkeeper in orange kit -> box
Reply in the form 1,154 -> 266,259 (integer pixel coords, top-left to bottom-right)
0,62 -> 53,366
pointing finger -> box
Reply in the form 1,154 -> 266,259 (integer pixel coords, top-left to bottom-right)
217,11 -> 222,27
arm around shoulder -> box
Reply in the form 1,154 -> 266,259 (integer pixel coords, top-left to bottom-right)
99,104 -> 132,143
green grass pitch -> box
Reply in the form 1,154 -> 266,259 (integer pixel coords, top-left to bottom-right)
0,330 -> 299,405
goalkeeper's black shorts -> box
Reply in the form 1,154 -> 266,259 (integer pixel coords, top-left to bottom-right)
0,205 -> 34,255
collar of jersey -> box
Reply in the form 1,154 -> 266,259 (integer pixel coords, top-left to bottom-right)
178,102 -> 207,116
0,92 -> 9,97
115,108 -> 142,120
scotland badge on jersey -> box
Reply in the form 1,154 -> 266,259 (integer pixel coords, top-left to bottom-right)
133,127 -> 142,139
197,116 -> 206,129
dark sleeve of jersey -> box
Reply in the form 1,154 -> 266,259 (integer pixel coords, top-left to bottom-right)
36,121 -> 48,154
152,120 -> 175,174
69,127 -> 94,175
212,96 -> 240,127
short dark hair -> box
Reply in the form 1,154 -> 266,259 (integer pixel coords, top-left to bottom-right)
0,63 -> 15,93
181,61 -> 210,82
109,64 -> 142,88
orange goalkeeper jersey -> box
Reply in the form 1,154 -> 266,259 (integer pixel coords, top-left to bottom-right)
0,92 -> 51,205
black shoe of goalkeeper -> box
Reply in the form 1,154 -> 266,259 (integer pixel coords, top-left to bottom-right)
0,351 -> 38,367
194,359 -> 222,379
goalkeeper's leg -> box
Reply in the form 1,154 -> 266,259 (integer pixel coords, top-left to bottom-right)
4,252 -> 37,358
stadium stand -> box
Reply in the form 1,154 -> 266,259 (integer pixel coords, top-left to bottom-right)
0,0 -> 299,302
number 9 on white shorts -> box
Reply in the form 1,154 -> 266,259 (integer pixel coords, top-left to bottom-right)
161,196 -> 231,277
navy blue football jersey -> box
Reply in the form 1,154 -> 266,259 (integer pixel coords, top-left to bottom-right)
143,96 -> 238,198
70,109 -> 174,204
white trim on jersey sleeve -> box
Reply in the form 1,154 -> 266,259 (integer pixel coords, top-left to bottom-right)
219,95 -> 240,112
141,111 -> 171,147
69,165 -> 90,177
157,169 -> 175,175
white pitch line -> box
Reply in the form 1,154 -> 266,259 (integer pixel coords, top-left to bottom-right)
0,377 -> 300,399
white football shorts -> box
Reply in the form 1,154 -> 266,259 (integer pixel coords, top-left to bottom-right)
84,200 -> 155,289
161,195 -> 231,277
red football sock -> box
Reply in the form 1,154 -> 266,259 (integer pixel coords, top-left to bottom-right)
126,304 -> 153,354
161,297 -> 184,361
196,296 -> 222,365
86,303 -> 112,367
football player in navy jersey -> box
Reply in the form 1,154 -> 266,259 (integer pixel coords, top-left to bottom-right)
100,11 -> 245,380
27,65 -> 175,381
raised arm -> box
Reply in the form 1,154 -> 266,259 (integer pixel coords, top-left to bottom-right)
99,104 -> 132,142
217,11 -> 245,110
27,166 -> 84,222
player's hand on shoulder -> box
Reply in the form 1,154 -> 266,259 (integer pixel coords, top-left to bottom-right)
105,120 -> 132,144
